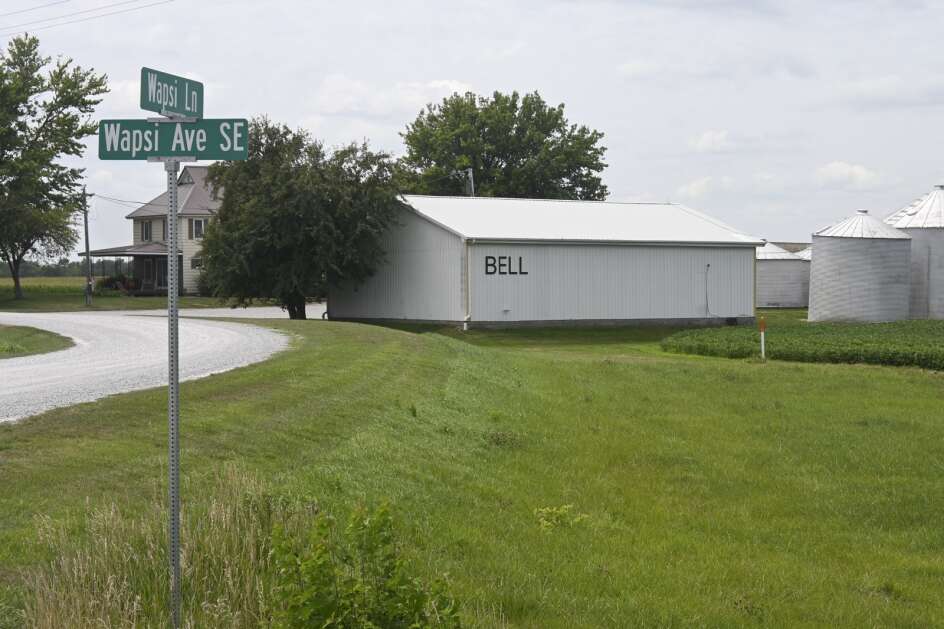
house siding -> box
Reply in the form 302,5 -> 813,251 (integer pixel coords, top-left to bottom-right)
180,216 -> 206,294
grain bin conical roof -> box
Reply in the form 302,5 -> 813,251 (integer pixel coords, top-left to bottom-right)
884,185 -> 944,229
815,209 -> 910,239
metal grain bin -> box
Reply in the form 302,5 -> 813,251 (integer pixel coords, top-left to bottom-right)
884,185 -> 944,319
756,242 -> 809,307
808,210 -> 911,322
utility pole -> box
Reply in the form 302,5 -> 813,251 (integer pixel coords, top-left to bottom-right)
82,186 -> 92,306
467,167 -> 475,197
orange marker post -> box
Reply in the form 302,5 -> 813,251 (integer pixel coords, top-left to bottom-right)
758,315 -> 767,360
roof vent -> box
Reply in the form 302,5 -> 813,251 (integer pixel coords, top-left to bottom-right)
936,184 -> 944,190
856,209 -> 869,215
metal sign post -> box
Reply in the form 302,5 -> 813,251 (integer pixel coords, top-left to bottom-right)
165,157 -> 182,627
99,66 -> 246,628
150,149 -> 194,629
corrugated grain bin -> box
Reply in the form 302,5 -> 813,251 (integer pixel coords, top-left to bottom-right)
884,184 -> 944,319
756,242 -> 809,307
809,210 -> 911,322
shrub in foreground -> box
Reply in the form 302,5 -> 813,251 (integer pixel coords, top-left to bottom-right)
22,466 -> 458,628
273,504 -> 460,628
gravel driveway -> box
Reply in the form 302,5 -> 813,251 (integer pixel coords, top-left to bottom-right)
0,310 -> 290,423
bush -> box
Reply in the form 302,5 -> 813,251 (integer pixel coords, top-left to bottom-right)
273,504 -> 461,628
662,318 -> 944,370
21,466 -> 459,628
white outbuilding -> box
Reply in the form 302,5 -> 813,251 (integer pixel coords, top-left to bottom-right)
328,195 -> 762,327
808,209 -> 911,322
884,184 -> 944,319
755,242 -> 809,308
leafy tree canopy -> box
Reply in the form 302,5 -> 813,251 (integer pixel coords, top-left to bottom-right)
0,35 -> 107,298
202,118 -> 401,319
398,90 -> 608,200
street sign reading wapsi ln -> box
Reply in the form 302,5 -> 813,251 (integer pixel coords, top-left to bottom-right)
98,118 -> 248,160
140,67 -> 204,118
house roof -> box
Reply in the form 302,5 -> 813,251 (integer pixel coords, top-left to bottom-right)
125,165 -> 220,219
86,243 -> 180,257
400,195 -> 762,246
884,184 -> 944,229
815,209 -> 910,240
756,241 -> 802,260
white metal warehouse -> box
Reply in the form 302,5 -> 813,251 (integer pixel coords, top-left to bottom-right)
328,195 -> 762,327
884,184 -> 944,319
809,210 -> 911,322
755,242 -> 809,308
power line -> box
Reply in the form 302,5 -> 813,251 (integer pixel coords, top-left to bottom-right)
0,1 -> 70,19
2,0 -> 151,30
0,0 -> 173,36
96,193 -> 164,208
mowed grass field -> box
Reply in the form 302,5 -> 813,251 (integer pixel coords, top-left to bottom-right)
0,325 -> 72,358
2,319 -> 944,626
0,277 -> 221,311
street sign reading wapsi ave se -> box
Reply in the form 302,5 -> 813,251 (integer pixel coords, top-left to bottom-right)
98,118 -> 248,160
96,64 -> 247,628
140,67 -> 204,118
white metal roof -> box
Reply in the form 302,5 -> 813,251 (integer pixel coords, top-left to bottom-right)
400,195 -> 762,246
884,184 -> 944,229
815,209 -> 910,240
756,241 -> 802,260
795,246 -> 812,261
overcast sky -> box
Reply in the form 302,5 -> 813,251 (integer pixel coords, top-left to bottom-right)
6,0 -> 944,252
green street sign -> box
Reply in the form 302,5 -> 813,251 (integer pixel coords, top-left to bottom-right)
98,119 -> 248,160
140,67 -> 204,118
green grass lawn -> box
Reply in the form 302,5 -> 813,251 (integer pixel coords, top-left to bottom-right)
2,320 -> 944,627
0,325 -> 73,358
663,309 -> 944,370
0,276 -> 228,312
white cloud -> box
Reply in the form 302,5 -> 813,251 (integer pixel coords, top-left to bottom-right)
311,74 -> 472,118
676,175 -> 734,200
617,60 -> 664,79
842,75 -> 944,109
815,161 -> 880,190
690,129 -> 734,153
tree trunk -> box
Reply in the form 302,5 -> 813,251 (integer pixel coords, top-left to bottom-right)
9,258 -> 23,299
285,293 -> 307,320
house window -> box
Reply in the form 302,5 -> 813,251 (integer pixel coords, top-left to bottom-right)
161,219 -> 166,241
190,257 -> 203,270
189,218 -> 206,240
141,220 -> 152,241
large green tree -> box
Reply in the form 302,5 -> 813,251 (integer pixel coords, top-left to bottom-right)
202,119 -> 401,319
0,35 -> 107,299
398,90 -> 608,200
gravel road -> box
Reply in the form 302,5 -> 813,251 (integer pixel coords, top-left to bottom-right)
0,310 -> 290,423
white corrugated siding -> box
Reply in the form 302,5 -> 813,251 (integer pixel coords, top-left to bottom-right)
468,243 -> 754,322
328,207 -> 464,321
808,236 -> 911,322
901,228 -> 944,319
756,259 -> 810,308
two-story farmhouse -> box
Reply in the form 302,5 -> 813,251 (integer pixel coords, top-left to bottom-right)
89,165 -> 219,294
